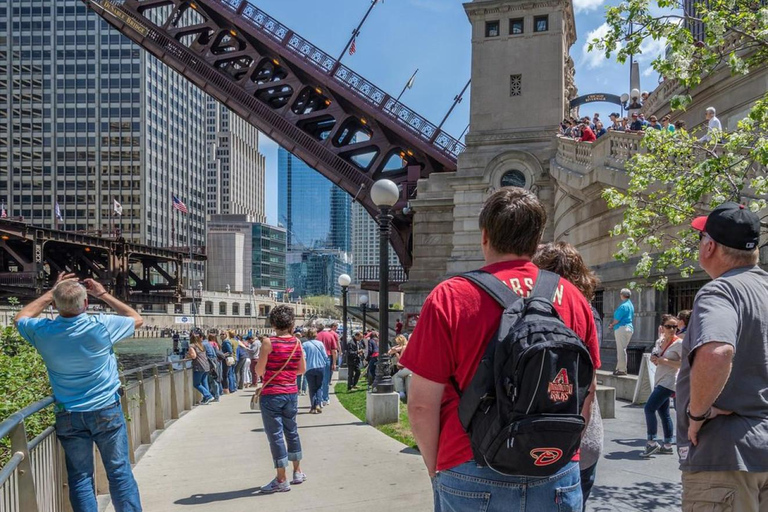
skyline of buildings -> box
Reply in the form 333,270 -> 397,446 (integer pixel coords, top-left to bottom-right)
1,0 -> 392,299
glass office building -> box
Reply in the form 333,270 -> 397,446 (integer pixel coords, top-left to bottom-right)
277,147 -> 351,252
286,249 -> 352,299
252,223 -> 286,291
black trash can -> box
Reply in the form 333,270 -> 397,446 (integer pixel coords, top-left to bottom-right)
626,344 -> 648,375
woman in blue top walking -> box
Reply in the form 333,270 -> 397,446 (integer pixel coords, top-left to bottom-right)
302,328 -> 329,413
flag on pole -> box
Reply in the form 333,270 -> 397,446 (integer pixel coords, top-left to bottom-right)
349,38 -> 356,55
55,201 -> 63,221
113,198 -> 123,216
172,195 -> 188,214
1,204 -> 6,219
406,73 -> 416,90
285,288 -> 294,294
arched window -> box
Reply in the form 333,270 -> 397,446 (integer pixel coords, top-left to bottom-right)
500,169 -> 526,189
244,303 -> 252,316
205,301 -> 213,315
219,302 -> 227,315
232,303 -> 240,316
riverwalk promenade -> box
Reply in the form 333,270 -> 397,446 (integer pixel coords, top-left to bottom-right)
104,377 -> 682,512
106,377 -> 434,511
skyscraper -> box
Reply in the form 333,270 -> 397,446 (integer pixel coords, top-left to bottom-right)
351,201 -> 401,284
205,99 -> 266,221
277,147 -> 351,251
0,1 -> 208,283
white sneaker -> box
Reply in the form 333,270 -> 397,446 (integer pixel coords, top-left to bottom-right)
291,471 -> 307,485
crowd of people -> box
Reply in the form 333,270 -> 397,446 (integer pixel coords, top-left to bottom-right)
559,106 -> 724,143
8,186 -> 767,511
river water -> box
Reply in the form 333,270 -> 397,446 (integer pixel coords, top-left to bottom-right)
114,337 -> 173,370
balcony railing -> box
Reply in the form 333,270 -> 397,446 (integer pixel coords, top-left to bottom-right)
356,265 -> 407,284
555,131 -> 644,175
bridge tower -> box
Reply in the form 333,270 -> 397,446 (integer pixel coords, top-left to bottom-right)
404,0 -> 577,310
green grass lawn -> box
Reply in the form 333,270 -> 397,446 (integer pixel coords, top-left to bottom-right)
334,382 -> 418,450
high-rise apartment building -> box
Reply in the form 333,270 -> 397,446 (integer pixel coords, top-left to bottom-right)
277,147 -> 350,252
351,201 -> 401,284
205,99 -> 266,221
0,1 -> 208,283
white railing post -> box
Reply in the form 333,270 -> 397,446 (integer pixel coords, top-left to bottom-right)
10,421 -> 39,512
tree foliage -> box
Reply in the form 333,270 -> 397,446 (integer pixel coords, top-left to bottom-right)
590,0 -> 768,287
0,326 -> 53,466
304,295 -> 340,319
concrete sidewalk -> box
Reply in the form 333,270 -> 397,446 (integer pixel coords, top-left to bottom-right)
109,378 -> 433,511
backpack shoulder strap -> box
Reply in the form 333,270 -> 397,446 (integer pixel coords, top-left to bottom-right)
451,270 -> 523,398
530,269 -> 561,303
460,270 -> 522,308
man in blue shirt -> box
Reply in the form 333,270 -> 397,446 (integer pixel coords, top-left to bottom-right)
15,274 -> 144,512
609,288 -> 635,376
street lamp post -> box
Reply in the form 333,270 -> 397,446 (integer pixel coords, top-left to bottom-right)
370,179 -> 399,394
195,281 -> 203,330
338,273 -> 351,367
360,294 -> 369,334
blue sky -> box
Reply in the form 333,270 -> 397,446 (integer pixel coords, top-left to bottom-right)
256,0 -> 665,225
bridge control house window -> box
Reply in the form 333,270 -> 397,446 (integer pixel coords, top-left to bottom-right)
534,15 -> 549,32
509,18 -> 524,35
501,170 -> 527,188
485,20 -> 500,37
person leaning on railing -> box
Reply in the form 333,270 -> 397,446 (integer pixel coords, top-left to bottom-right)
14,273 -> 144,512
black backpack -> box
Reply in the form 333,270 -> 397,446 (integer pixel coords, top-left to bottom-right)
452,269 -> 594,477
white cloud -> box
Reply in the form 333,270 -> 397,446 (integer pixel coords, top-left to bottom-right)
573,0 -> 606,14
580,23 -> 616,70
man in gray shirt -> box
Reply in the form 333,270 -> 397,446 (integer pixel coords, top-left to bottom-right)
678,202 -> 768,511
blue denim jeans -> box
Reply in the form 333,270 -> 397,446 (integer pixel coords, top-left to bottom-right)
260,394 -> 303,468
192,370 -> 213,401
55,401 -> 142,512
304,368 -> 324,409
644,385 -> 674,442
207,372 -> 221,399
433,461 -> 581,512
322,359 -> 333,402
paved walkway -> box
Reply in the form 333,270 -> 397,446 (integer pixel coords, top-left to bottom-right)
108,378 -> 433,511
109,378 -> 683,512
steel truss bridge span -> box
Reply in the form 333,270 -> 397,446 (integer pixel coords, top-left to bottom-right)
83,0 -> 467,270
0,220 -> 201,304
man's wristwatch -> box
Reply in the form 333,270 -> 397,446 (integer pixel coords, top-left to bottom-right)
686,406 -> 711,422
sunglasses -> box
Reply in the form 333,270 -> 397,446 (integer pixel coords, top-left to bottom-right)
698,232 -> 710,241
663,324 -> 678,329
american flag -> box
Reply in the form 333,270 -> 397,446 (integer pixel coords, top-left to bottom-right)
349,38 -> 356,56
172,195 -> 188,214
1,204 -> 6,219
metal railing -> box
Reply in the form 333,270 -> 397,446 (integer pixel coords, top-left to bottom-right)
356,265 -> 408,283
217,0 -> 466,162
0,359 -> 196,512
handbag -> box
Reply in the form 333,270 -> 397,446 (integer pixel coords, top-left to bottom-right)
225,356 -> 235,367
250,339 -> 300,412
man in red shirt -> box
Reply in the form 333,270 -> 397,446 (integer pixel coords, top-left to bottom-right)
401,187 -> 600,511
395,318 -> 403,335
580,121 -> 596,142
315,323 -> 338,406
